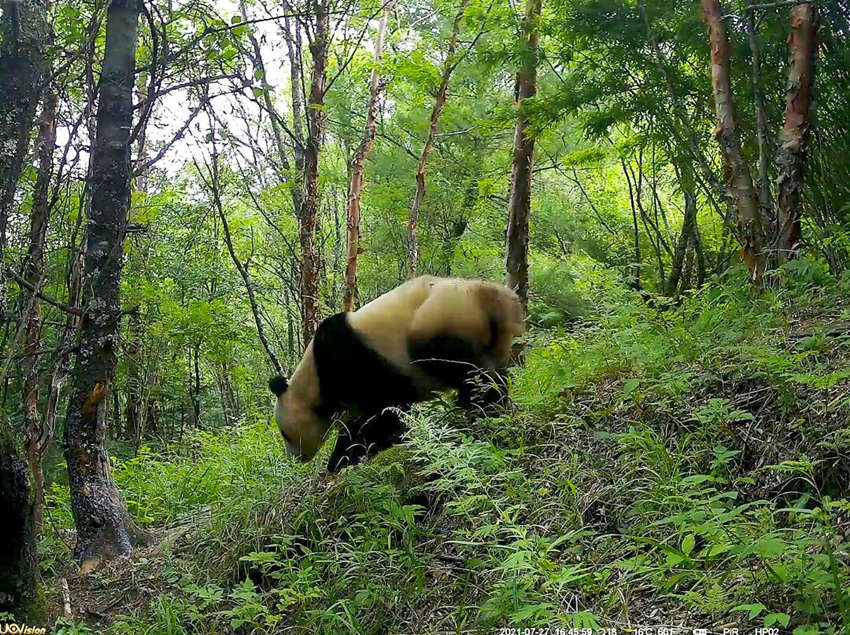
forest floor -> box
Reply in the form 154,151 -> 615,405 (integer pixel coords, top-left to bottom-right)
41,274 -> 850,634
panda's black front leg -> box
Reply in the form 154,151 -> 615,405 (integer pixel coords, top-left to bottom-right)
327,408 -> 408,473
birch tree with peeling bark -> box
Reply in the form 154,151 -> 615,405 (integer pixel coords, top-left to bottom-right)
343,2 -> 393,311
505,0 -> 542,313
406,0 -> 468,279
701,0 -> 766,284
300,0 -> 330,344
776,3 -> 819,261
63,0 -> 149,571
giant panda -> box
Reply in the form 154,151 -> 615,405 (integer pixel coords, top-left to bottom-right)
268,276 -> 525,472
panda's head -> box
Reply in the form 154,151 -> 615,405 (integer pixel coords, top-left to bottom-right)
268,375 -> 328,461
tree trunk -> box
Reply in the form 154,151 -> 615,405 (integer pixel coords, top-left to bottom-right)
299,0 -> 330,345
776,3 -> 818,261
746,3 -> 775,235
283,9 -> 306,186
22,85 -> 57,535
505,0 -> 542,313
200,138 -> 284,376
701,0 -> 766,284
0,0 -> 49,319
240,0 -> 303,217
64,0 -> 148,571
123,310 -> 143,443
343,2 -> 392,311
189,342 -> 200,426
406,0 -> 467,279
667,164 -> 699,296
0,424 -> 43,619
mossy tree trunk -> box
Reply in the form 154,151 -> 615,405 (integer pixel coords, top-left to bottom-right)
0,424 -> 42,619
0,0 -> 48,319
63,0 -> 148,571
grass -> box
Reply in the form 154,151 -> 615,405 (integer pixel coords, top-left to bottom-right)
42,267 -> 850,633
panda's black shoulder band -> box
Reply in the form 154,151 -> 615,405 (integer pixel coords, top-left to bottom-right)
268,375 -> 288,396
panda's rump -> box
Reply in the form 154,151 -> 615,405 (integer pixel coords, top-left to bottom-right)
407,279 -> 523,386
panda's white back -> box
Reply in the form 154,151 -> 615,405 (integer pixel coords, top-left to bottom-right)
347,276 -> 437,376
348,276 -> 521,376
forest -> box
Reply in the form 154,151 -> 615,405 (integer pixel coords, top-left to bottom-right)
1,0 -> 849,632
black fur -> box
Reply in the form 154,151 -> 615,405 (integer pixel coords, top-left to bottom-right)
268,375 -> 288,396
313,313 -> 417,472
313,313 -> 508,473
409,334 -> 482,387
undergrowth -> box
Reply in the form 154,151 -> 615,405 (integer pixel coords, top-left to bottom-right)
43,269 -> 850,633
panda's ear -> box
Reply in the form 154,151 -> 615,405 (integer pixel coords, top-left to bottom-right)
268,375 -> 288,396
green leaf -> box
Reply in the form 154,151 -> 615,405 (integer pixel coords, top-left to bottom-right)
732,603 -> 765,619
752,537 -> 786,558
231,15 -> 242,24
704,543 -> 732,558
764,613 -> 790,628
681,534 -> 695,557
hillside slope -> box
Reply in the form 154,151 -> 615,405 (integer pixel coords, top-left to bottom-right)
45,275 -> 850,634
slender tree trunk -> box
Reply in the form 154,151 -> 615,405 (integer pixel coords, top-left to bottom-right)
21,86 -> 57,535
701,0 -> 766,284
240,0 -> 303,216
505,0 -> 542,312
622,159 -> 642,291
343,2 -> 392,311
667,166 -> 699,297
123,311 -> 143,442
406,0 -> 467,279
200,141 -> 284,376
63,0 -> 148,571
283,9 -> 306,184
776,3 -> 818,261
747,3 -> 775,235
189,343 -> 200,426
0,0 -> 49,320
299,0 -> 330,345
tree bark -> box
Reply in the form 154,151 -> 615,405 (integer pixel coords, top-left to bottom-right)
209,153 -> 284,376
701,0 -> 766,284
343,2 -> 392,311
746,3 -> 775,235
0,0 -> 49,319
776,3 -> 818,261
0,423 -> 43,619
505,0 -> 541,312
667,164 -> 699,296
123,310 -> 143,444
406,0 -> 467,279
22,86 -> 57,535
299,0 -> 330,345
63,0 -> 148,571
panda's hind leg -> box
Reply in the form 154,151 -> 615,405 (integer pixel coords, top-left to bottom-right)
327,408 -> 408,473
